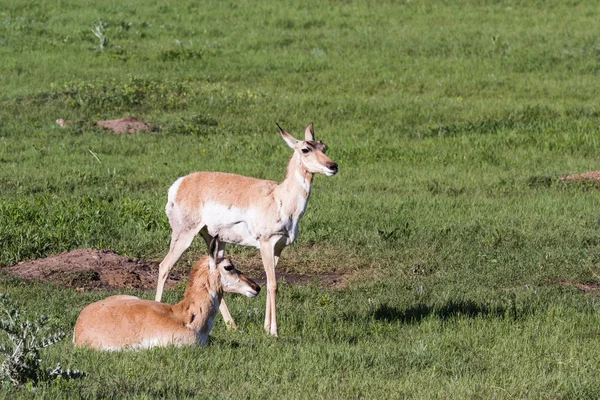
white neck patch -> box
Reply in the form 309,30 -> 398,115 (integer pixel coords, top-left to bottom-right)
295,170 -> 311,193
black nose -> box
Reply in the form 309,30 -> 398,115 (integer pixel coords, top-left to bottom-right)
329,163 -> 338,172
255,285 -> 261,294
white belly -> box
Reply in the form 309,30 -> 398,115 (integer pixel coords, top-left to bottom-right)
201,202 -> 260,248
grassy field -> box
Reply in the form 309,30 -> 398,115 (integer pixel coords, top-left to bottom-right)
2,0 -> 600,397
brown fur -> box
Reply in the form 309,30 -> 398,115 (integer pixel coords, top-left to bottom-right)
173,153 -> 311,231
74,256 -> 259,350
175,172 -> 278,216
155,123 -> 337,336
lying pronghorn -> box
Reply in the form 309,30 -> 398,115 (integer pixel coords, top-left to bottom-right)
155,123 -> 338,336
74,239 -> 260,350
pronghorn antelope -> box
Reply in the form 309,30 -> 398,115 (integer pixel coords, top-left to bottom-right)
74,238 -> 260,350
155,123 -> 338,336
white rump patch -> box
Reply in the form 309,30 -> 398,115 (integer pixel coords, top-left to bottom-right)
166,177 -> 185,211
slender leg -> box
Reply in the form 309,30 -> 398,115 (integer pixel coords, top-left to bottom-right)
264,288 -> 271,333
155,228 -> 198,302
199,231 -> 237,329
216,239 -> 227,259
219,299 -> 237,329
216,241 -> 238,329
260,239 -> 280,336
274,245 -> 283,270
271,244 -> 284,333
199,228 -> 213,249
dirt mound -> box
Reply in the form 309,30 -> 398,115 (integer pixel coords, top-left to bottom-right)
561,171 -> 600,183
54,116 -> 156,134
4,249 -> 347,291
5,249 -> 180,291
562,281 -> 600,296
95,116 -> 153,134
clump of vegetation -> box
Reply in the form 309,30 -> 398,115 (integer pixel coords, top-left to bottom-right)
171,114 -> 219,136
61,76 -> 192,113
91,18 -> 109,51
0,294 -> 85,389
158,41 -> 203,62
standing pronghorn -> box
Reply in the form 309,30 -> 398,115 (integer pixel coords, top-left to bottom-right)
74,238 -> 260,350
155,123 -> 338,336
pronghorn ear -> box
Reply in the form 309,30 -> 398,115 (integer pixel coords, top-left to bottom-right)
304,122 -> 315,141
208,236 -> 219,273
277,123 -> 298,149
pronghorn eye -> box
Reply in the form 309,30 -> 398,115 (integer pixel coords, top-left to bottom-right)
301,148 -> 310,154
223,264 -> 234,271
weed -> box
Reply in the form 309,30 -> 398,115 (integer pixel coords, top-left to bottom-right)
0,294 -> 85,389
91,19 -> 108,52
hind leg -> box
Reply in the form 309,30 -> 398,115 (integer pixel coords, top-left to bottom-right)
218,294 -> 237,329
200,230 -> 237,329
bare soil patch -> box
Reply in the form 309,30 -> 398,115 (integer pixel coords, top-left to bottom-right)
235,251 -> 349,289
4,249 -> 180,291
95,116 -> 154,134
246,268 -> 346,288
4,249 -> 348,291
561,281 -> 600,296
561,171 -> 600,183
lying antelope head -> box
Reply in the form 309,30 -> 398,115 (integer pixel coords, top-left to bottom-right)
208,238 -> 261,298
277,122 -> 338,176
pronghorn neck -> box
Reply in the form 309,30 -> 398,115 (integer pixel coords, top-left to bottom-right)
276,153 -> 314,216
172,262 -> 222,335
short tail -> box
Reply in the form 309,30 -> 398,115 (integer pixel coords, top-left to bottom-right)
165,177 -> 185,214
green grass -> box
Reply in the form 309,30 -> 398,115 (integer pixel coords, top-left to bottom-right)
2,0 -> 600,397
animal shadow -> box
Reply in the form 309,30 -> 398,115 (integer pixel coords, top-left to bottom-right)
373,299 -> 507,324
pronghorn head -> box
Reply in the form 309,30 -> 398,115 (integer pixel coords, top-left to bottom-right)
277,123 -> 338,176
208,238 -> 261,298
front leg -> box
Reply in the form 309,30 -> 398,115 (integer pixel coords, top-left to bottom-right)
260,237 -> 285,336
156,228 -> 198,302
